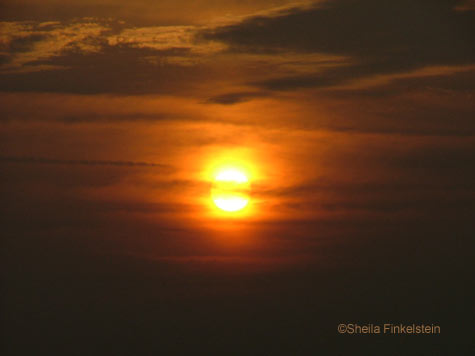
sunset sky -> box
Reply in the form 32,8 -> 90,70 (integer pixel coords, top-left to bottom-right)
1,1 -> 474,354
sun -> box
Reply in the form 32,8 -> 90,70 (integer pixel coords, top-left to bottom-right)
211,168 -> 250,212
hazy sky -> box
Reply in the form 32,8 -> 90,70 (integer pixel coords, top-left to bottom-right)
1,1 -> 474,354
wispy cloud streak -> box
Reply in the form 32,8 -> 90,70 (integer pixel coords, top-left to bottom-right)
0,155 -> 169,168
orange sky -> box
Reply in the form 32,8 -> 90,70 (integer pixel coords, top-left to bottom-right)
1,2 -> 474,354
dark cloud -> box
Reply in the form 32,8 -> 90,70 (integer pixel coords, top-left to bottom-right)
322,68 -> 475,99
206,91 -> 269,104
204,0 -> 475,89
5,33 -> 47,53
0,32 -> 48,67
253,66 -> 475,94
0,43 -> 205,94
252,72 -> 342,91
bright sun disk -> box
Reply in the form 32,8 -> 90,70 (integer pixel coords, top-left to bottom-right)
211,168 -> 250,212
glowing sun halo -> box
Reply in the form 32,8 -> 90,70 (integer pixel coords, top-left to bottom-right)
211,168 -> 250,212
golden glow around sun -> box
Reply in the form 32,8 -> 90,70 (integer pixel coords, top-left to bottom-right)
211,168 -> 250,212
